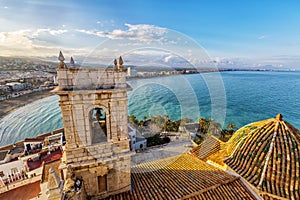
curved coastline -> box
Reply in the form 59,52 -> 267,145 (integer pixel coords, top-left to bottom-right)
0,89 -> 53,119
1,71 -> 300,146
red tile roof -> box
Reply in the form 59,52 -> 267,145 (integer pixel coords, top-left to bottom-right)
104,154 -> 257,199
0,181 -> 41,200
27,148 -> 62,171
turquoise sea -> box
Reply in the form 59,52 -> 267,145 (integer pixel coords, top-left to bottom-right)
1,71 -> 300,146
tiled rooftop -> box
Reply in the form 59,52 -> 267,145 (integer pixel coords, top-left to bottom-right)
225,114 -> 300,199
189,136 -> 225,165
0,181 -> 41,200
225,119 -> 273,157
104,154 -> 257,200
190,119 -> 274,166
189,114 -> 300,199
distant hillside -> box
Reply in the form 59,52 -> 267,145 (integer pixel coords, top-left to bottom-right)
0,56 -> 57,72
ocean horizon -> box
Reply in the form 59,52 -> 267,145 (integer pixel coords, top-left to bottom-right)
0,71 -> 299,146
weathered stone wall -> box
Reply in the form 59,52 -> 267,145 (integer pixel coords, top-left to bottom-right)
62,141 -> 130,164
72,156 -> 131,198
57,68 -> 127,90
58,90 -> 129,148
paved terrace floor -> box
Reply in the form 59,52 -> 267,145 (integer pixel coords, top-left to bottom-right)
131,137 -> 194,166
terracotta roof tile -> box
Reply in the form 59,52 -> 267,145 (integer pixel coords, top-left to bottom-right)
225,119 -> 273,157
225,114 -> 300,199
190,136 -> 226,165
104,154 -> 257,200
0,181 -> 41,200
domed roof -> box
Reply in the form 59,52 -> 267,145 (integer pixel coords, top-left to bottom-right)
224,118 -> 274,157
225,114 -> 300,199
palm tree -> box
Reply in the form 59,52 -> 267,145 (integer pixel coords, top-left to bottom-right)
227,123 -> 235,134
227,123 -> 235,130
199,117 -> 208,134
129,115 -> 138,125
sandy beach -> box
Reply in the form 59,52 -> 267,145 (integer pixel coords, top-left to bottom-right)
0,89 -> 53,119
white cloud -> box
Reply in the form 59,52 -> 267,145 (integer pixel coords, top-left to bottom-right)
164,55 -> 174,63
0,29 -> 33,47
76,23 -> 167,42
214,57 -> 222,64
33,28 -> 68,37
258,35 -> 268,40
131,50 -> 170,56
0,28 -> 70,57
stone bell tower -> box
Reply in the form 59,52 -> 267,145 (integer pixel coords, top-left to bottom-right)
52,52 -> 132,199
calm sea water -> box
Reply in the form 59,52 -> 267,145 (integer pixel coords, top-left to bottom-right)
1,71 -> 299,146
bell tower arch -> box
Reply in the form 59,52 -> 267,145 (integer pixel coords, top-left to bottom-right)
52,52 -> 132,199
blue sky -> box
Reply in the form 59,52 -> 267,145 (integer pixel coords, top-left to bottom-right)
1,0 -> 300,68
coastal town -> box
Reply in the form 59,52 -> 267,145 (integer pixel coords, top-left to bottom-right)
0,55 -> 281,110
0,52 -> 299,200
1,1 -> 300,199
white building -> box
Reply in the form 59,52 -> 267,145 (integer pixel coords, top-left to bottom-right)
5,82 -> 25,91
0,159 -> 26,187
127,67 -> 138,77
128,125 -> 147,151
24,138 -> 44,155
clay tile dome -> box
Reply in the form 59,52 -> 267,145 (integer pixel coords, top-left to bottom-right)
225,114 -> 300,199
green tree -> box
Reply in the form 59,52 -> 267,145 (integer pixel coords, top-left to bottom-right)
143,116 -> 147,121
219,129 -> 234,142
194,138 -> 203,145
198,117 -> 209,134
129,115 -> 138,125
227,123 -> 235,131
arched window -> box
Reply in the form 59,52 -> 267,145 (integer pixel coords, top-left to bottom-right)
90,108 -> 107,144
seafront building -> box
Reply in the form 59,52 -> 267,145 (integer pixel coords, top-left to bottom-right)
43,52 -> 266,199
1,51 -> 300,200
